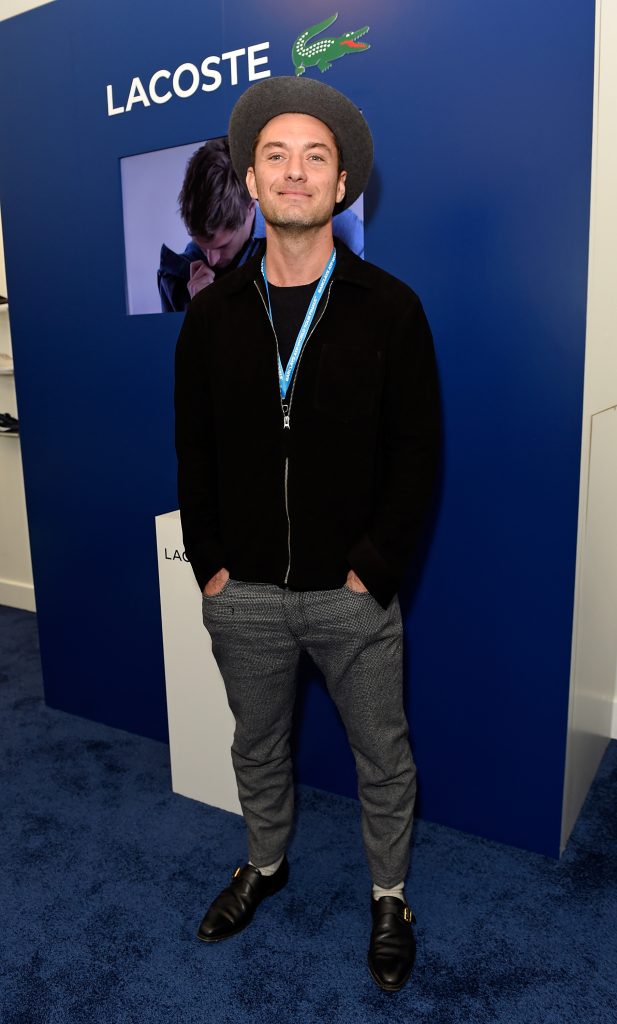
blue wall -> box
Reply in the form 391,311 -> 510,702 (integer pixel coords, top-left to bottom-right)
0,0 -> 594,856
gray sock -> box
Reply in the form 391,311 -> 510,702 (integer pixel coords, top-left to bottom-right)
249,854 -> 284,877
372,880 -> 405,903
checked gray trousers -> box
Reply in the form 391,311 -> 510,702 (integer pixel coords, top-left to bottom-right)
201,581 -> 416,888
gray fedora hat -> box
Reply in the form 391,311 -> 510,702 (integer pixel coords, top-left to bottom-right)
228,76 -> 373,212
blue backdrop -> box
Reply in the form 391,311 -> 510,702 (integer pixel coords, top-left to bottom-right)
0,0 -> 594,857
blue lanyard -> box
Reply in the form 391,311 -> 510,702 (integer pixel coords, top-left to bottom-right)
261,248 -> 336,400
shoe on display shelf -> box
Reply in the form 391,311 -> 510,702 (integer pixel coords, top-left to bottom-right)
0,412 -> 19,434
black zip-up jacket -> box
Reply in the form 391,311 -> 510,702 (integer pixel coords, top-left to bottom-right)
174,240 -> 440,608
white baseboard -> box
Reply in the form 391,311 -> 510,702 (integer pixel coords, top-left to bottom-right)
0,578 -> 36,612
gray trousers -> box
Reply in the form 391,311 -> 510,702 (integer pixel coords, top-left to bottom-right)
202,581 -> 416,888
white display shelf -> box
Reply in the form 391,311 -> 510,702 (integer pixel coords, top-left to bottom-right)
155,510 -> 241,815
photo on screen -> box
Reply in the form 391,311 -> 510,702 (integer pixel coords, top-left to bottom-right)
120,137 -> 365,315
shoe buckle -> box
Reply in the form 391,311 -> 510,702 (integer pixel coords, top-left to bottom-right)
232,867 -> 241,879
403,906 -> 412,923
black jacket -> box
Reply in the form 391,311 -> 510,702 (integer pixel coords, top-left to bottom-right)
174,241 -> 440,608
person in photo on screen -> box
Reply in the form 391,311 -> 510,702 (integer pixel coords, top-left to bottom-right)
158,137 -> 364,312
174,77 -> 440,991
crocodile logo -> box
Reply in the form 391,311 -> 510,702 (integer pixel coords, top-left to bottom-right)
292,13 -> 370,77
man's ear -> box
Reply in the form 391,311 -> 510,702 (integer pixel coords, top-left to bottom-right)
336,169 -> 347,205
246,167 -> 258,201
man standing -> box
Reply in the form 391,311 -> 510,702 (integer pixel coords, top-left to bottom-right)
174,76 -> 440,991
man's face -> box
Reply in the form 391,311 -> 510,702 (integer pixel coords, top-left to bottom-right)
246,113 -> 346,232
192,201 -> 255,269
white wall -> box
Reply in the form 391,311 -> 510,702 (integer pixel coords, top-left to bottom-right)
0,5 -> 56,609
562,0 -> 617,850
0,1 -> 55,21
0,210 -> 35,610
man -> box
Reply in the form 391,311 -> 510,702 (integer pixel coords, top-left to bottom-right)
174,76 -> 440,991
158,136 -> 363,312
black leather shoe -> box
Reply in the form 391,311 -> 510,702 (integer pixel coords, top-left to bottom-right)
368,896 -> 417,991
197,857 -> 289,942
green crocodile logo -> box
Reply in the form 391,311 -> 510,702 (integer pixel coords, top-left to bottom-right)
292,13 -> 370,77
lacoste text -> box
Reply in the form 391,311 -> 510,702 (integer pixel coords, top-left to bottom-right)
106,42 -> 270,116
164,548 -> 190,563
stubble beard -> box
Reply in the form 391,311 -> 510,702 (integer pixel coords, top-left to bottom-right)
259,185 -> 338,236
262,208 -> 334,235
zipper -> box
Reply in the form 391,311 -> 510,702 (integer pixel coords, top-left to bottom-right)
253,276 -> 334,584
283,457 -> 291,583
255,279 -> 293,580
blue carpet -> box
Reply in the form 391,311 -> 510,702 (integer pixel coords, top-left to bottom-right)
1,604 -> 616,1023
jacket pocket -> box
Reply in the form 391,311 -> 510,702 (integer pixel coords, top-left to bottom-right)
315,342 -> 383,423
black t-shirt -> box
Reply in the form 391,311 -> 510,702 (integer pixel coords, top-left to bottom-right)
267,280 -> 320,369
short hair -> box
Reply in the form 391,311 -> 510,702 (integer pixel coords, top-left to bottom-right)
178,137 -> 252,239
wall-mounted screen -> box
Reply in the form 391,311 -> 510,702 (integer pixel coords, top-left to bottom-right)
120,137 -> 364,315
